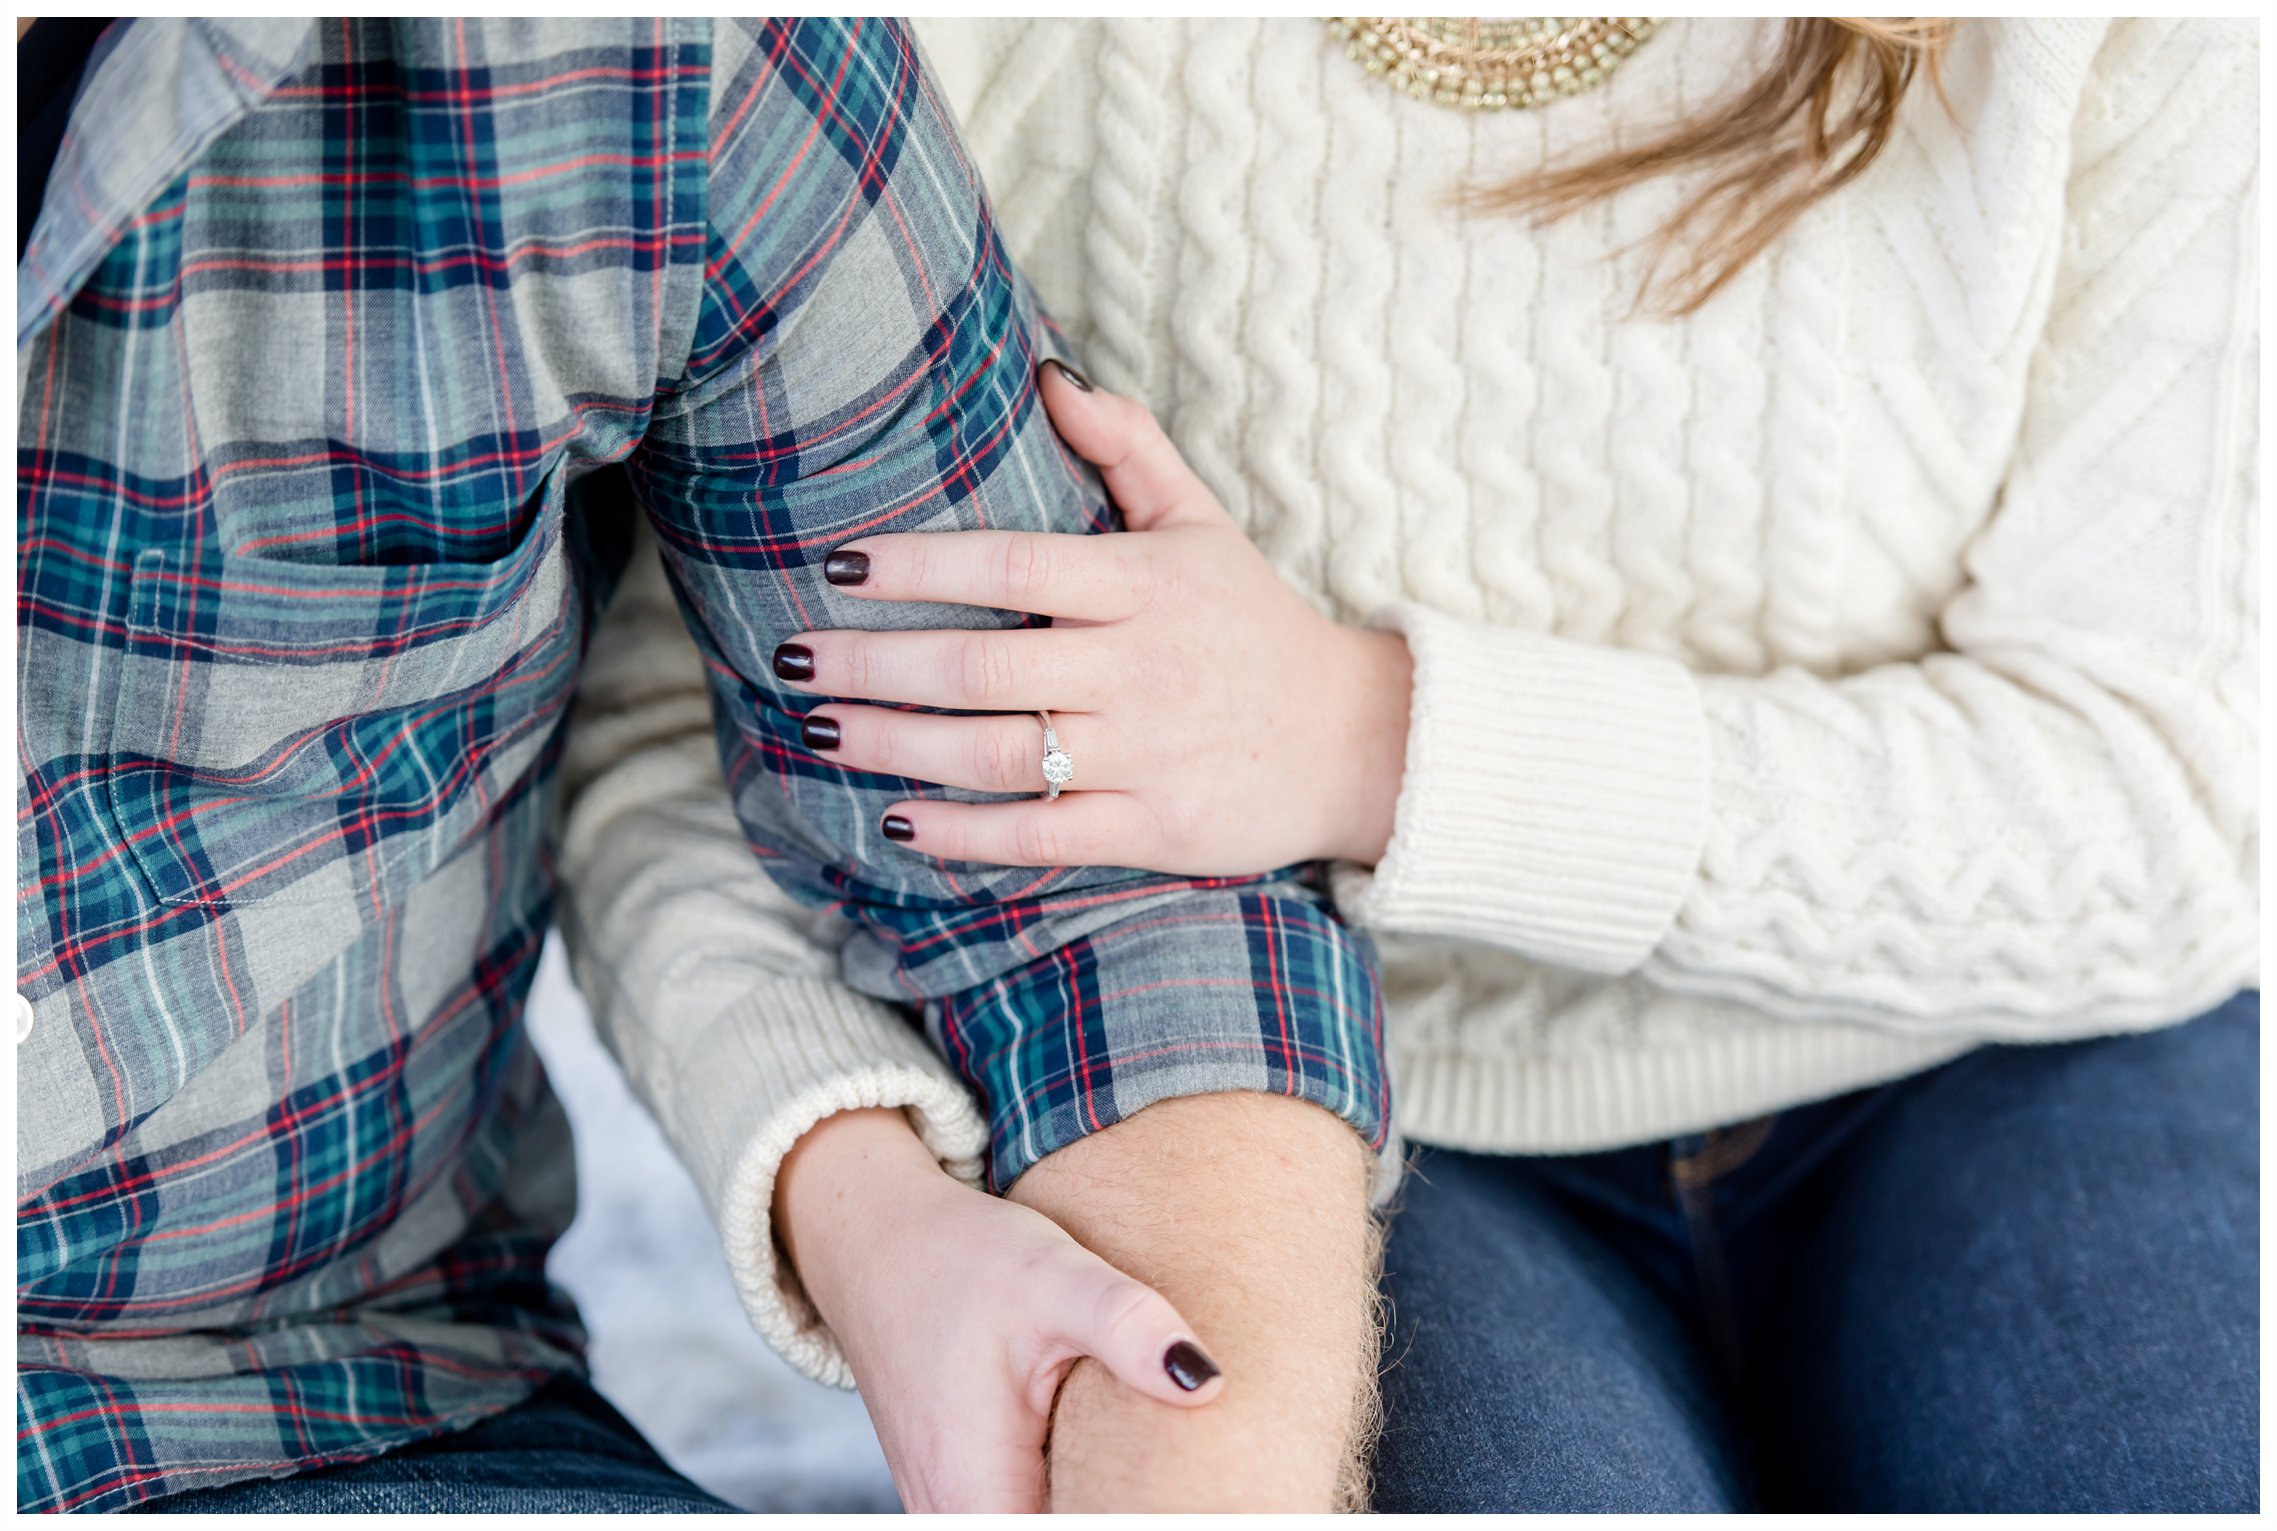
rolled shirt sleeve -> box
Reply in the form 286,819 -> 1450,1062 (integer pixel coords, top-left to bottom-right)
624,19 -> 1391,1199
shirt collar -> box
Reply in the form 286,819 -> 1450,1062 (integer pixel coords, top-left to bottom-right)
17,17 -> 315,351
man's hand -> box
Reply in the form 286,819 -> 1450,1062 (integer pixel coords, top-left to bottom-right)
1011,1092 -> 1382,1511
775,1108 -> 1227,1512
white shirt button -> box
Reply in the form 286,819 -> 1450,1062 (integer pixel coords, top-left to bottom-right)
15,992 -> 34,1044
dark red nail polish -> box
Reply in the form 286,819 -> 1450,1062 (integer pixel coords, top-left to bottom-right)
823,550 -> 870,587
801,716 -> 840,751
772,643 -> 814,682
1164,1340 -> 1219,1392
1045,358 -> 1094,393
881,814 -> 916,843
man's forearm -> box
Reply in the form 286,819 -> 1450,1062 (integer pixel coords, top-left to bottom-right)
1008,1092 -> 1382,1512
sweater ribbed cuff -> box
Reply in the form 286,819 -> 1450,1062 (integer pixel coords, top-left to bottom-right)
672,978 -> 988,1389
1332,603 -> 1711,975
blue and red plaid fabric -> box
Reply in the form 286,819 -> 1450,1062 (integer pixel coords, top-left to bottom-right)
15,17 -> 1388,1511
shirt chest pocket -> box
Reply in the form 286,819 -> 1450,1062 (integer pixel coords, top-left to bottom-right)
105,494 -> 580,911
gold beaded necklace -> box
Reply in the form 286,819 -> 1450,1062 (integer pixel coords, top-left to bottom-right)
1324,17 -> 1660,112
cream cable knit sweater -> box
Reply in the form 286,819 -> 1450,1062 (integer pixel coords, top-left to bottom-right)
556,16 -> 2258,1383
912,14 -> 2259,1143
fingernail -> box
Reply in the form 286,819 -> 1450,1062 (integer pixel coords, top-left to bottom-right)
1163,1340 -> 1220,1392
801,716 -> 840,751
1045,358 -> 1094,393
772,643 -> 814,682
881,814 -> 916,843
823,550 -> 870,587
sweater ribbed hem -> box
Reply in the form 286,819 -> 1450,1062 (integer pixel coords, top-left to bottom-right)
675,978 -> 988,1389
1334,604 -> 1711,976
1393,1022 -> 1977,1157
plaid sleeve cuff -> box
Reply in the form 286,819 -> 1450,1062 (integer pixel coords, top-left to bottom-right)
925,879 -> 1397,1200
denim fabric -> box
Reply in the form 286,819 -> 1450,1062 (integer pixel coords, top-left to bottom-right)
128,1378 -> 735,1514
1372,994 -> 2260,1512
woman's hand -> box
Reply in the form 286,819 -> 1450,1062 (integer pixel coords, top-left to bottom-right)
774,361 -> 1412,874
775,1107 -> 1226,1513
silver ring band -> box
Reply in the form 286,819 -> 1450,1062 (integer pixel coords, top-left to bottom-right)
1036,710 -> 1076,801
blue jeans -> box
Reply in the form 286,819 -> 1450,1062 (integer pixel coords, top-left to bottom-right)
130,1378 -> 735,1513
1371,994 -> 2260,1512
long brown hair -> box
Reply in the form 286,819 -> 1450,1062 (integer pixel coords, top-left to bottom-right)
1471,18 -> 1953,314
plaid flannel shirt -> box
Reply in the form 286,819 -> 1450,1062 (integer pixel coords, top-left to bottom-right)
15,17 -> 1387,1512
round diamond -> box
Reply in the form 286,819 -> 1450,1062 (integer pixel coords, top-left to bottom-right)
1040,749 -> 1076,786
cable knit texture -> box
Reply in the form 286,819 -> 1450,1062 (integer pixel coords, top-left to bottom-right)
915,16 -> 2260,1152
552,18 -> 2257,1383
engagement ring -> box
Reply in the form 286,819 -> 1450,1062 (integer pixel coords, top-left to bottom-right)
1037,711 -> 1076,801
